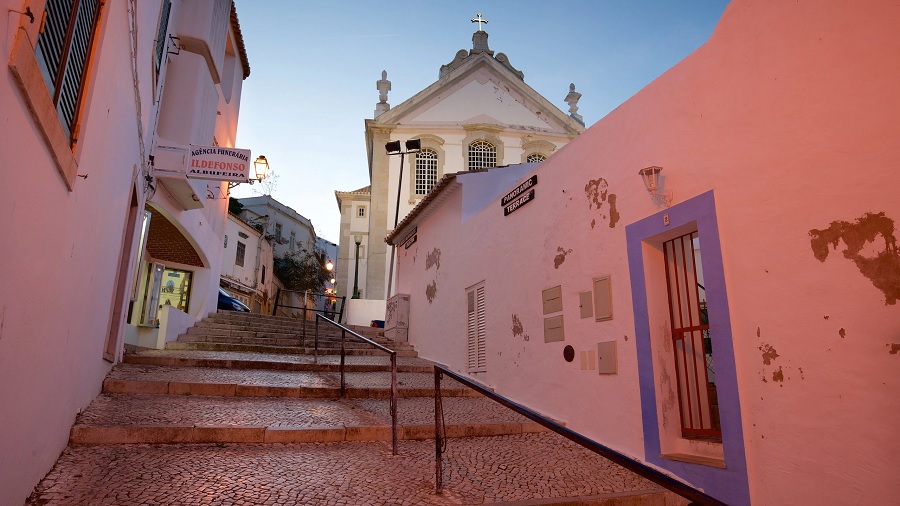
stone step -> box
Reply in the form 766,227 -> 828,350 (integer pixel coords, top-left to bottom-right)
124,352 -> 433,373
102,363 -> 473,399
165,340 -> 419,357
176,333 -> 402,351
206,315 -> 388,339
69,394 -> 545,445
179,330 -> 414,350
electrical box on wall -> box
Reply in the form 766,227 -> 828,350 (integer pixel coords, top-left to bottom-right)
597,340 -> 617,374
593,276 -> 613,321
385,293 -> 410,342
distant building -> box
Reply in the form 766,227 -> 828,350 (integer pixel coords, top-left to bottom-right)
221,212 -> 275,314
238,195 -> 316,258
387,2 -> 900,505
336,24 -> 585,322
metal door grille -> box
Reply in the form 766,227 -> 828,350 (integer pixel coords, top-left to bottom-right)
663,232 -> 721,439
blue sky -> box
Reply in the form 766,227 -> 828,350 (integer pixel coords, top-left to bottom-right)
230,1 -> 730,243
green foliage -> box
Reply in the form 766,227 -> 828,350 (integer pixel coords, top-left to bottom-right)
228,197 -> 244,216
273,247 -> 331,294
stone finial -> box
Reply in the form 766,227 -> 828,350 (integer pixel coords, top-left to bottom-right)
375,70 -> 391,118
565,83 -> 584,125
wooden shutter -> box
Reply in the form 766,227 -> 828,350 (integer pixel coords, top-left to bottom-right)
35,0 -> 102,139
155,0 -> 172,74
466,284 -> 486,373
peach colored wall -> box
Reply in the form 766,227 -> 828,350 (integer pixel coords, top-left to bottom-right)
396,1 -> 899,504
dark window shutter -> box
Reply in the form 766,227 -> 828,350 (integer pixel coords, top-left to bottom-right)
34,0 -> 102,140
155,0 -> 172,74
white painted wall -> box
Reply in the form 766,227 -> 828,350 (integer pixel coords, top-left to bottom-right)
394,1 -> 900,504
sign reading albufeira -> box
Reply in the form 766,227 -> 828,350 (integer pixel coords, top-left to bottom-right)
186,145 -> 251,182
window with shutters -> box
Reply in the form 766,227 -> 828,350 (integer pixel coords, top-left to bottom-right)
466,282 -> 486,373
414,149 -> 439,195
235,241 -> 246,267
34,0 -> 103,143
154,0 -> 172,84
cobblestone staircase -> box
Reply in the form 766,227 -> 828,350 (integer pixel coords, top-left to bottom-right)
26,311 -> 682,505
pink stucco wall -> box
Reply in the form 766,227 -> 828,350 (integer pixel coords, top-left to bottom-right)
395,1 -> 899,504
0,1 -> 246,503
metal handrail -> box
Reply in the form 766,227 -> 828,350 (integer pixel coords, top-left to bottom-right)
433,364 -> 726,505
315,314 -> 398,455
272,288 -> 346,339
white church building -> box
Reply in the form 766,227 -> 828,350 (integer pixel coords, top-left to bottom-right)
335,21 -> 585,324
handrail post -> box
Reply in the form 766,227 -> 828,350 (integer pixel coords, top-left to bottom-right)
434,367 -> 443,492
390,352 -> 398,456
340,329 -> 346,397
313,314 -> 318,350
272,288 -> 280,316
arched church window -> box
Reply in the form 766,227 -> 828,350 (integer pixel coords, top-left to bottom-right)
468,140 -> 497,171
415,149 -> 439,195
526,153 -> 547,163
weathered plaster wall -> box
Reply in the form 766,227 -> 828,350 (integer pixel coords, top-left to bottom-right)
0,1 -> 247,503
0,3 -> 145,503
396,1 -> 900,504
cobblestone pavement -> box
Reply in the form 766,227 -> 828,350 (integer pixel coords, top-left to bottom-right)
27,433 -> 666,506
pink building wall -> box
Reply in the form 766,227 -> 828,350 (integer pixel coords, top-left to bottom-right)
0,1 -> 248,503
393,1 -> 899,504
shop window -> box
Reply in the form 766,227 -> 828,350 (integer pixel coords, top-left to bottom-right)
155,267 -> 192,322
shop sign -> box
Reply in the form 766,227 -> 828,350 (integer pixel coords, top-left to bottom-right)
186,145 -> 251,182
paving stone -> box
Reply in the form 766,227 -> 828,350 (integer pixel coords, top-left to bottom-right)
27,434 -> 672,506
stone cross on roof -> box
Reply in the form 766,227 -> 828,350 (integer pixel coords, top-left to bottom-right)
471,12 -> 488,31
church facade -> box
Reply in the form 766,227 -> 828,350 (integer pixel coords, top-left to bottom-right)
335,25 -> 585,316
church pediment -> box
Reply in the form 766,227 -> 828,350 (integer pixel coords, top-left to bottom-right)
374,55 -> 582,136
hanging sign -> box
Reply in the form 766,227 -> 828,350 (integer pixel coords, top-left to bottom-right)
501,175 -> 538,216
186,145 -> 251,182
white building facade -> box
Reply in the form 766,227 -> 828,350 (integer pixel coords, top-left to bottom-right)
336,28 -> 585,322
221,212 -> 275,314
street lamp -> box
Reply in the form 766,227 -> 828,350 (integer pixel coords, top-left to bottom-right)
352,234 -> 362,299
385,139 -> 421,297
228,155 -> 270,190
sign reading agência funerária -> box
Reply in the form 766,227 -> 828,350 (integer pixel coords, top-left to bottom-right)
185,145 -> 251,182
